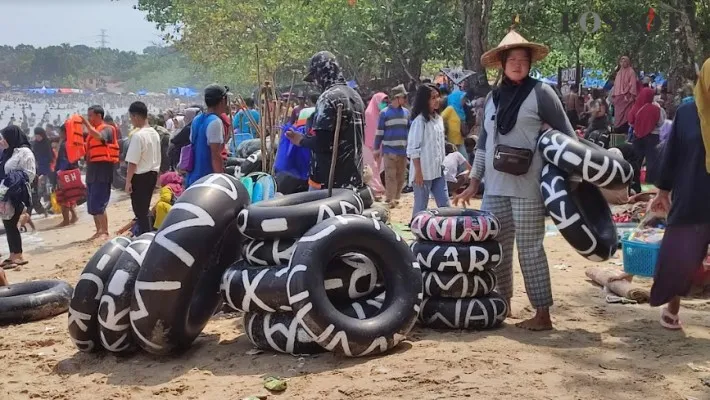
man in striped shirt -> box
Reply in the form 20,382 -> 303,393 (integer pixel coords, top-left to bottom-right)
373,84 -> 410,207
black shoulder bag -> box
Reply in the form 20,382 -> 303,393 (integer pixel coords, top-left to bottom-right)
492,106 -> 535,176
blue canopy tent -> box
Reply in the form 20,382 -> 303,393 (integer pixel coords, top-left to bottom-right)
26,86 -> 60,94
137,89 -> 148,96
167,87 -> 199,97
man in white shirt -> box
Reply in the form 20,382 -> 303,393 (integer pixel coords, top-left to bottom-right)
125,101 -> 162,235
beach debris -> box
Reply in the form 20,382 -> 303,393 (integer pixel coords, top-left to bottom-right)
218,337 -> 239,345
687,363 -> 710,373
264,376 -> 287,392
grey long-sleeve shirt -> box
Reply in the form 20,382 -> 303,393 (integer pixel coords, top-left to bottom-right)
470,82 -> 576,201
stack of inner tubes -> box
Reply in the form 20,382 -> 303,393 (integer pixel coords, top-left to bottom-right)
538,130 -> 634,262
68,236 -> 133,352
410,208 -> 508,330
67,173 -> 251,355
223,189 -> 382,355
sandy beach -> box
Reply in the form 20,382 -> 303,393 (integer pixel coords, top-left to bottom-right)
1,193 -> 709,400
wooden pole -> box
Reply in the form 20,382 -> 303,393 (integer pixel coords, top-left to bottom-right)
261,84 -> 271,172
236,95 -> 262,139
281,70 -> 297,125
269,78 -> 279,173
255,45 -> 267,172
328,103 -> 344,197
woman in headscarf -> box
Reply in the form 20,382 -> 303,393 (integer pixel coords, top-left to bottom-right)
611,56 -> 638,133
441,88 -> 468,157
0,125 -> 36,269
454,30 -> 575,331
169,107 -> 201,170
647,58 -> 710,330
32,127 -> 54,178
627,87 -> 665,191
363,93 -> 387,195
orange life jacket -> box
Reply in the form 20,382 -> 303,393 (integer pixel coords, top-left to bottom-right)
65,115 -> 86,164
86,122 -> 119,163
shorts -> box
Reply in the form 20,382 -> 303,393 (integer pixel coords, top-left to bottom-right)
86,182 -> 111,216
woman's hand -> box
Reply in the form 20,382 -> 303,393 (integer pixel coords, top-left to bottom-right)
649,190 -> 671,214
452,178 -> 480,207
414,169 -> 424,187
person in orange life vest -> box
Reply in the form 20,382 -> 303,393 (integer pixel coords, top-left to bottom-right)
80,105 -> 119,242
54,125 -> 80,227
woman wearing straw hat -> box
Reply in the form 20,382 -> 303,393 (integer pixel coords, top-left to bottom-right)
454,30 -> 576,331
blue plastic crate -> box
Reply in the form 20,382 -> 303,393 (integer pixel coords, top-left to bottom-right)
621,239 -> 661,277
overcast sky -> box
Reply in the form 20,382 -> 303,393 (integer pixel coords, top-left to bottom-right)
0,0 -> 164,53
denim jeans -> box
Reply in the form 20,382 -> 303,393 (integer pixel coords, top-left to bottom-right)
411,176 -> 450,220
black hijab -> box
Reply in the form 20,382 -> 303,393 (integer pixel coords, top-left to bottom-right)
1,125 -> 31,160
0,125 -> 31,177
491,49 -> 539,135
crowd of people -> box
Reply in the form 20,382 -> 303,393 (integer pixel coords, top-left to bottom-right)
0,31 -> 707,332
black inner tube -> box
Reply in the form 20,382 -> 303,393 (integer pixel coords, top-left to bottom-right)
568,179 -> 617,249
0,280 -> 60,297
294,222 -> 416,337
181,220 -> 241,342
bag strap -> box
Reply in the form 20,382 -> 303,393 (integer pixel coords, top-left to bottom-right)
490,93 -> 542,157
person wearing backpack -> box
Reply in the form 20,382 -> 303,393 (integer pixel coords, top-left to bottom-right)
185,85 -> 228,187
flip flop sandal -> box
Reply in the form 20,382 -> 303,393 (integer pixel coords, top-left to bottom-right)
659,307 -> 682,330
0,259 -> 13,267
5,260 -> 28,269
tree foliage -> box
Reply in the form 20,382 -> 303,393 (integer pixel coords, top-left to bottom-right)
0,44 -> 212,92
132,0 -> 710,91
137,0 -> 461,89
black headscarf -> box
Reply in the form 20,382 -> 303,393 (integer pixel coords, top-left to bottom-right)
0,125 -> 31,176
491,49 -> 539,135
1,125 -> 31,160
33,127 -> 54,174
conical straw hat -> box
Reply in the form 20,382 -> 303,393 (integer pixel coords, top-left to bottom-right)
480,30 -> 549,69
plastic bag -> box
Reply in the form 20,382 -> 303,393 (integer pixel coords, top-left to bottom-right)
50,192 -> 61,214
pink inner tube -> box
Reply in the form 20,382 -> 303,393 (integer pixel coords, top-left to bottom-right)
410,208 -> 500,243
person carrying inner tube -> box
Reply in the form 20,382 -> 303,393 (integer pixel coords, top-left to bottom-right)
453,30 -> 575,331
285,51 -> 366,190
